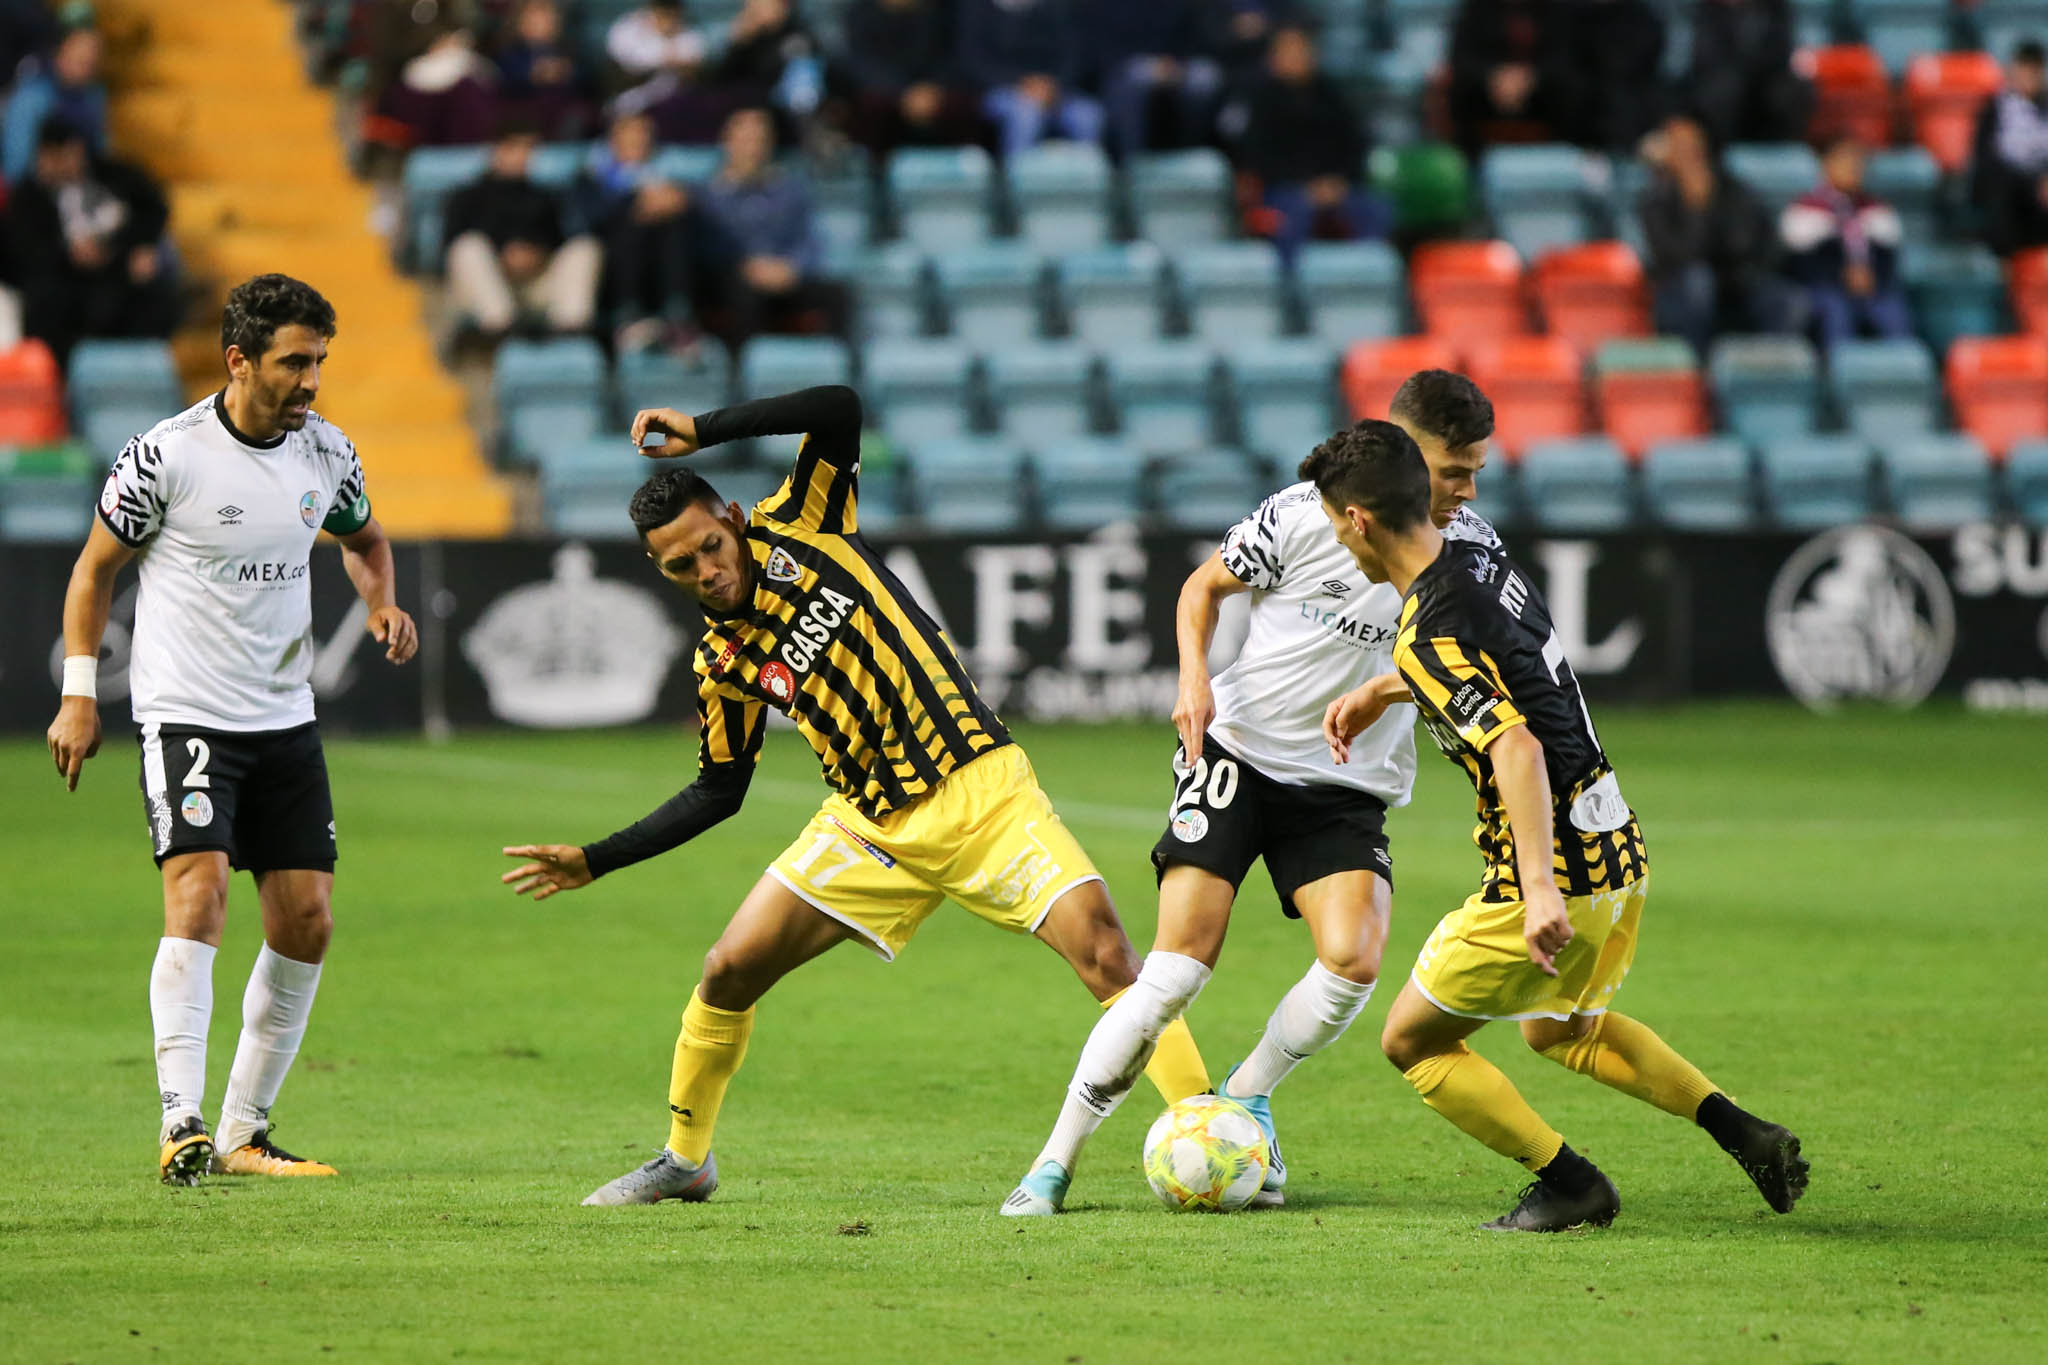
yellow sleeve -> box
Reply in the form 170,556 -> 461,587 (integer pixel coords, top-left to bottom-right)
697,674 -> 767,772
1396,634 -> 1527,751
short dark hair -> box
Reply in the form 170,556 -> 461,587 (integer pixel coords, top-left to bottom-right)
1298,418 -> 1431,533
629,466 -> 726,538
2017,39 -> 2046,66
1389,370 -> 1494,451
221,274 -> 337,361
36,114 -> 83,149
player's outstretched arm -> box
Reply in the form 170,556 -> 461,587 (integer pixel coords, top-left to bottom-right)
630,407 -> 699,458
337,518 -> 418,664
47,520 -> 134,791
631,386 -> 861,460
1173,552 -> 1251,757
500,765 -> 753,899
1323,674 -> 1415,764
1490,724 -> 1573,975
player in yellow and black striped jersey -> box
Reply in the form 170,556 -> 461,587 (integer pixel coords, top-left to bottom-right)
498,385 -> 1211,1207
1310,417 -> 1808,1233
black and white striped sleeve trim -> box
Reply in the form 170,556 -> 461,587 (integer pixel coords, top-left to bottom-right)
95,437 -> 168,547
1220,492 -> 1289,589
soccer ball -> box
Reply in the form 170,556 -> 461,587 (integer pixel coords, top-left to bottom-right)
1142,1094 -> 1270,1212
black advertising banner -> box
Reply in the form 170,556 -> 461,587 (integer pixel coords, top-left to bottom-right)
7,524 -> 2048,736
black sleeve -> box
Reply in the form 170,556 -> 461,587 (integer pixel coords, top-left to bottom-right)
692,383 -> 863,449
581,763 -> 753,879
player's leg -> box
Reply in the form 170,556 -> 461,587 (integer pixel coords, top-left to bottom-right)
211,868 -> 336,1176
154,850 -> 230,1184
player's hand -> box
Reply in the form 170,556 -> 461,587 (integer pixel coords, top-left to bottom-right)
630,407 -> 699,459
1323,674 -> 1409,764
46,696 -> 101,792
501,844 -> 593,901
1172,674 -> 1214,760
367,605 -> 419,663
1522,885 -> 1573,977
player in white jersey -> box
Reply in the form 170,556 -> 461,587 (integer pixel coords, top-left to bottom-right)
1002,370 -> 1501,1214
44,275 -> 419,1185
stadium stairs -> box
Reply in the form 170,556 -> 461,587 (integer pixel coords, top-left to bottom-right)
95,0 -> 514,537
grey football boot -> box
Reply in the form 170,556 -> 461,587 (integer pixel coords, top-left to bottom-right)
582,1149 -> 718,1205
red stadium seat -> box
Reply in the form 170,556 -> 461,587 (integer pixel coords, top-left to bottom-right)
1803,45 -> 1895,148
1465,335 -> 1586,457
1410,241 -> 1530,343
1905,53 -> 2003,174
1946,335 -> 2048,458
0,339 -> 67,446
2010,249 -> 2048,337
1532,242 -> 1651,352
1340,336 -> 1460,420
1594,341 -> 1709,459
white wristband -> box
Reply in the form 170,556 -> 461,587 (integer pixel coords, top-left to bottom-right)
61,655 -> 98,701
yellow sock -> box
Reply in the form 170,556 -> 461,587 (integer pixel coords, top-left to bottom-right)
1538,1012 -> 1720,1120
666,987 -> 754,1164
1403,1043 -> 1564,1171
1099,985 -> 1213,1104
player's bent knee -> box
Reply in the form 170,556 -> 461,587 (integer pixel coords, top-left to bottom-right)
1381,1021 -> 1424,1071
1317,945 -> 1382,987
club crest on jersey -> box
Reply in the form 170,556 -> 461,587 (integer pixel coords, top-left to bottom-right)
1170,808 -> 1209,843
758,659 -> 798,705
299,491 -> 323,527
180,792 -> 214,827
99,473 -> 120,515
765,547 -> 802,584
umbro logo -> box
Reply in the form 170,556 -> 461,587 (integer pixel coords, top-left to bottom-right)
217,505 -> 244,524
1320,579 -> 1352,597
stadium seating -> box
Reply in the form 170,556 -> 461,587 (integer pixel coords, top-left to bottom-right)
1707,335 -> 1822,442
1466,336 -> 1587,457
1520,437 -> 1635,531
1806,45 -> 1896,149
1230,337 -> 1340,459
1054,244 -> 1170,347
811,152 -> 875,261
1127,149 -> 1233,247
2010,248 -> 2048,336
1945,336 -> 2048,457
493,338 -> 605,465
1103,341 -> 1216,452
1904,52 -> 2002,172
1864,147 -> 1942,245
1462,458 -> 1522,528
1758,435 -> 1878,527
865,339 -> 978,445
1385,0 -> 1458,71
399,145 -> 491,270
1828,338 -> 1941,440
1341,336 -> 1458,421
2007,440 -> 2048,523
903,437 -> 1030,532
1594,338 -> 1710,457
1007,142 -> 1114,252
986,343 -> 1097,440
1904,245 -> 2009,353
1033,438 -> 1145,528
615,344 -> 732,425
855,243 -> 932,340
1410,241 -> 1528,343
1878,433 -> 1998,529
0,340 -> 67,446
1643,437 -> 1757,530
1723,144 -> 1822,216
932,242 -> 1046,346
1860,0 -> 1954,75
887,146 -> 995,251
1176,243 -> 1288,343
67,340 -> 184,460
738,335 -> 854,399
1295,241 -> 1405,346
1481,145 -> 1595,262
1533,242 -> 1651,352
1978,2 -> 2048,65
1154,450 -> 1270,530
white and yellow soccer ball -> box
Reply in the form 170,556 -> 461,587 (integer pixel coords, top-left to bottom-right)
1142,1094 -> 1271,1212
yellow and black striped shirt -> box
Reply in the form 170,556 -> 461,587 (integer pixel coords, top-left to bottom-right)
1394,538 -> 1647,903
690,385 -> 1010,819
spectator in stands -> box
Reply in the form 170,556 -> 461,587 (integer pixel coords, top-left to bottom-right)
1237,24 -> 1386,262
5,117 -> 179,365
1684,0 -> 1810,148
577,111 -> 700,351
379,24 -> 500,147
1639,112 -> 1788,357
1971,39 -> 2048,259
1571,0 -> 1667,153
840,0 -> 986,153
1447,0 -> 1582,161
0,1 -> 59,93
365,0 -> 482,103
1075,0 -> 1223,160
718,0 -> 824,122
494,0 -> 595,140
1206,0 -> 1290,93
697,106 -> 848,343
443,121 -> 602,341
607,0 -> 736,144
1781,137 -> 1911,350
3,25 -> 107,185
957,0 -> 1104,159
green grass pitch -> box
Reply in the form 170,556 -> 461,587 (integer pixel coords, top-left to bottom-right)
4,703 -> 2046,1362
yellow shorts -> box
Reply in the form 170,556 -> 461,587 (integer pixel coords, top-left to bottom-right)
1410,879 -> 1647,1022
766,744 -> 1103,961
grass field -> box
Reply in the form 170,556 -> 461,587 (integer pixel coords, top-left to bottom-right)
4,703 -> 2046,1363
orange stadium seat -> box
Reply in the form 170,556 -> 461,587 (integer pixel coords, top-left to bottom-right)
1465,335 -> 1585,457
1946,336 -> 2048,458
1340,335 -> 1460,420
1409,241 -> 1529,343
0,340 -> 68,445
1532,242 -> 1651,352
1805,45 -> 1895,148
2010,249 -> 2048,336
1905,53 -> 2003,173
1594,340 -> 1710,459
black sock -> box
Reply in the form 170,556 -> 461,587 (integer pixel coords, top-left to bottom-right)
1695,1092 -> 1751,1152
1537,1142 -> 1601,1196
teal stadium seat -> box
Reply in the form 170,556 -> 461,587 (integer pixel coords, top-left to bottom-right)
1128,149 -> 1233,247
1176,242 -> 1287,343
1864,147 -> 1941,243
1521,437 -> 1636,531
737,336 -> 853,399
1759,435 -> 1877,528
2006,440 -> 2048,523
1977,2 -> 2047,63
1481,145 -> 1596,263
1103,341 -> 1216,452
904,438 -> 1030,532
1007,142 -> 1113,252
67,340 -> 183,460
933,242 -> 1046,347
401,145 -> 490,269
1828,338 -> 1939,440
865,339 -> 977,445
494,338 -> 606,465
1154,449 -> 1269,530
986,342 -> 1096,441
1878,433 -> 1996,530
615,343 -> 732,425
649,145 -> 722,184
1296,241 -> 1405,346
1033,438 -> 1145,529
1643,437 -> 1757,530
1708,335 -> 1821,441
855,242 -> 932,340
1903,245 -> 2007,354
810,153 -> 876,263
1385,0 -> 1457,71
1462,458 -> 1524,529
887,146 -> 995,252
0,471 -> 96,542
1054,244 -> 1169,347
1724,143 -> 1823,216
1227,338 -> 1338,461
1860,0 -> 1955,74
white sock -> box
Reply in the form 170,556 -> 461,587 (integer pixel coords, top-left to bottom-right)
1033,951 -> 1212,1174
1222,960 -> 1376,1099
217,945 -> 323,1152
150,937 -> 217,1138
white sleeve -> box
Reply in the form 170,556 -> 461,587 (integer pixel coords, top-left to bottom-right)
1444,505 -> 1502,549
96,435 -> 171,548
1219,490 -> 1295,590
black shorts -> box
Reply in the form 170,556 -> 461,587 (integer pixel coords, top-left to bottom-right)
1150,735 -> 1392,917
137,721 -> 337,873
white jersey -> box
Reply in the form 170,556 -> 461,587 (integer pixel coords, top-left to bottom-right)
97,393 -> 371,732
1207,484 -> 1499,800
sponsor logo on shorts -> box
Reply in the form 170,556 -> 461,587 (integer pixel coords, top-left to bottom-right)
1170,808 -> 1209,843
299,491 -> 323,527
758,659 -> 797,706
826,816 -> 897,868
1373,847 -> 1391,868
180,791 -> 214,827
765,547 -> 802,583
